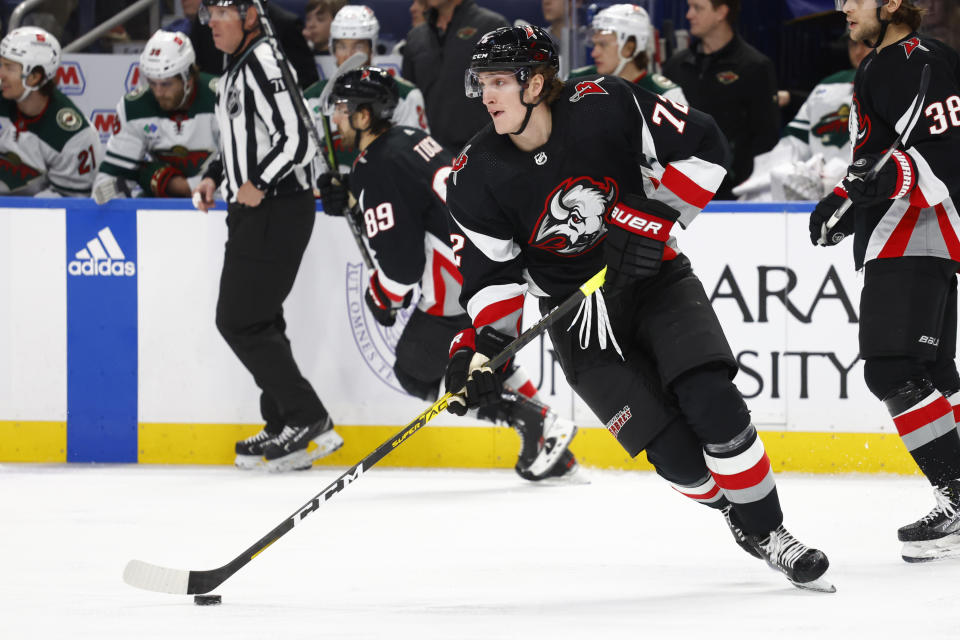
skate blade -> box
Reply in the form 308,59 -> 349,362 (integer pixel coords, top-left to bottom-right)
525,422 -> 578,477
265,429 -> 344,473
788,576 -> 837,593
901,534 -> 960,563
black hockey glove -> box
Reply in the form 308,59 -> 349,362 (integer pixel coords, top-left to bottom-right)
842,150 -> 917,207
603,194 -> 679,290
364,270 -> 413,327
809,189 -> 854,246
317,173 -> 350,217
444,327 -> 513,416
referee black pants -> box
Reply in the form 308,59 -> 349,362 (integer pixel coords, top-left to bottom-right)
216,190 -> 328,432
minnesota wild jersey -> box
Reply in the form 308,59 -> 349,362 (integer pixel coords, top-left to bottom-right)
304,72 -> 429,172
0,89 -> 101,196
95,72 -> 220,195
567,65 -> 687,104
783,69 -> 855,161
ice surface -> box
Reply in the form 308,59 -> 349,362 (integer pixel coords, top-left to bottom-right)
2,464 -> 958,639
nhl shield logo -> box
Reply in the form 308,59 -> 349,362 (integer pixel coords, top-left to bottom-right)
569,78 -> 608,103
530,176 -> 618,256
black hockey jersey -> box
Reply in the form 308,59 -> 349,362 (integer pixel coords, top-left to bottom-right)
849,33 -> 960,268
349,126 -> 464,317
446,75 -> 729,338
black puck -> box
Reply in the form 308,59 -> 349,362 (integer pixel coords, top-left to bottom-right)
193,594 -> 222,606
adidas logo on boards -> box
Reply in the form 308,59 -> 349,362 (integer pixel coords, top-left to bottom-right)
67,227 -> 136,277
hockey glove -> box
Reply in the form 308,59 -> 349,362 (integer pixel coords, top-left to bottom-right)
603,194 -> 679,290
842,150 -> 917,207
809,188 -> 855,246
364,270 -> 413,327
139,162 -> 185,198
317,173 -> 350,217
444,327 -> 513,416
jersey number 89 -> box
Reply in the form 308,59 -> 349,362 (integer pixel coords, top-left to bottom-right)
364,202 -> 395,238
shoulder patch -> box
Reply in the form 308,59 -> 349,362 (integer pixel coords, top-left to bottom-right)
649,73 -> 677,90
127,84 -> 149,100
208,76 -> 219,93
56,108 -> 82,132
569,77 -> 609,103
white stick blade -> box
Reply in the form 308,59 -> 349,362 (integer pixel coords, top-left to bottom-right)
123,559 -> 190,594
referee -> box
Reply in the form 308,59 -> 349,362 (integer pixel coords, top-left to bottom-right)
193,0 -> 342,472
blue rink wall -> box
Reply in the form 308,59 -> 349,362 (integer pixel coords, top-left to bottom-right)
0,198 -> 924,473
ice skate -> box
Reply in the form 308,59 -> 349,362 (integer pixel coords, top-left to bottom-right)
263,417 -> 344,472
898,481 -> 960,563
504,393 -> 578,481
748,525 -> 835,593
234,427 -> 281,470
720,505 -> 762,560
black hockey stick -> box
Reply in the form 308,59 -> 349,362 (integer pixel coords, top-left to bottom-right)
245,0 -> 374,267
122,268 -> 607,595
819,63 -> 931,245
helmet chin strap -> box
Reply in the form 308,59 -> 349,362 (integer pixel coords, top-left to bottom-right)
232,7 -> 259,57
863,6 -> 890,48
511,84 -> 547,136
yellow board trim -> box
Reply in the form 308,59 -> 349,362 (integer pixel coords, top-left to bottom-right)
136,423 -> 922,475
0,421 -> 67,462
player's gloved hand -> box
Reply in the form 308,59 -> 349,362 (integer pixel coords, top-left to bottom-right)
842,150 -> 917,207
603,194 -> 679,290
809,188 -> 854,246
444,327 -> 512,416
316,173 -> 350,216
364,271 -> 413,327
139,162 -> 185,198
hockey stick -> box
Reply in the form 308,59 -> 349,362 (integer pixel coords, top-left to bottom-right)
244,0 -> 373,266
819,63 -> 931,245
122,267 -> 608,595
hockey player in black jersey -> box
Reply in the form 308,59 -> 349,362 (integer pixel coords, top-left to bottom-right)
325,66 -> 579,481
811,0 -> 960,563
445,25 -> 835,591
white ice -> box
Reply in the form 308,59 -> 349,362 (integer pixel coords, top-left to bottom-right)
2,464 -> 959,639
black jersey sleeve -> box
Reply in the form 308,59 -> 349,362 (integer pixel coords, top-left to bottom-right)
446,142 -> 527,339
615,77 -> 730,227
867,38 -> 960,210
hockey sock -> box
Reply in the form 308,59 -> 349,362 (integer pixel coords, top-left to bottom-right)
668,472 -> 724,508
884,380 -> 960,485
503,365 -> 541,402
703,424 -> 783,535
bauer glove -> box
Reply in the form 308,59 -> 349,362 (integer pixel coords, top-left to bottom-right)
444,327 -> 512,416
603,194 -> 678,290
317,172 -> 350,217
809,188 -> 854,246
843,150 -> 917,207
364,270 -> 413,327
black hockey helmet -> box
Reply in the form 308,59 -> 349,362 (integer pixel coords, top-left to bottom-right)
465,25 -> 559,99
199,0 -> 257,25
331,66 -> 399,122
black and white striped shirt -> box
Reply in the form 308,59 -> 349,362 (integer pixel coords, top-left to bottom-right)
204,37 -> 316,203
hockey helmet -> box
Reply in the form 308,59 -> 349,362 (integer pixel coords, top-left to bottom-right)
0,26 -> 61,99
139,31 -> 196,85
330,66 -> 399,121
199,0 -> 255,25
329,5 -> 379,57
465,25 -> 559,99
591,4 -> 652,55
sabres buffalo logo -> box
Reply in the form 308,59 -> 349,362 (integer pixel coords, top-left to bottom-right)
851,94 -> 871,151
569,78 -> 607,103
530,176 -> 618,256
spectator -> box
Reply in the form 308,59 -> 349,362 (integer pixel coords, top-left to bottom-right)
402,0 -> 509,151
190,0 -> 319,88
541,0 -> 580,40
93,31 -> 220,202
303,0 -> 348,54
0,27 -> 101,197
661,0 -> 779,199
165,0 -> 201,34
19,0 -> 77,42
410,0 -> 427,29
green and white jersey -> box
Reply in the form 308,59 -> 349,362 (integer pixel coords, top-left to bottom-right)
304,73 -> 429,172
0,90 -> 101,197
95,72 -> 220,195
782,69 -> 855,162
567,65 -> 687,104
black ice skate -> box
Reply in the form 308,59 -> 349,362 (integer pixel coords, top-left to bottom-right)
502,392 -> 579,481
748,525 -> 835,593
263,416 -> 344,472
898,480 -> 960,563
235,427 -> 281,470
720,505 -> 762,559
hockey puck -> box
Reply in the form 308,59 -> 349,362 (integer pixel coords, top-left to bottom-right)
193,594 -> 222,606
